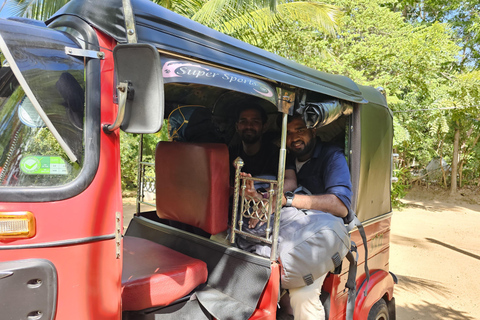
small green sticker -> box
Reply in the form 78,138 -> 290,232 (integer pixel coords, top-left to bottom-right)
20,156 -> 68,175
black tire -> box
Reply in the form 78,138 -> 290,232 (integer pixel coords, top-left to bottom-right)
367,299 -> 389,320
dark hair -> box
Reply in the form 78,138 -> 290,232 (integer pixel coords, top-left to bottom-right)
235,100 -> 268,124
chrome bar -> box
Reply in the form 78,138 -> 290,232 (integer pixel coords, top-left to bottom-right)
234,230 -> 273,244
265,182 -> 275,239
65,46 -> 104,59
271,112 -> 289,261
136,134 -> 144,214
137,201 -> 156,208
104,82 -> 128,132
122,0 -> 138,44
230,157 -> 244,243
239,179 -> 247,230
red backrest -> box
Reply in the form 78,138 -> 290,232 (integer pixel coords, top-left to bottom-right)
155,142 -> 230,234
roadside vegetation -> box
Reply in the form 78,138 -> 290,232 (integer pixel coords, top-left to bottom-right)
3,0 -> 479,203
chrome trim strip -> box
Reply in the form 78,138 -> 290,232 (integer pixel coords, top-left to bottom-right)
65,46 -> 104,59
271,111 -> 289,261
0,271 -> 13,279
350,212 -> 393,232
122,0 -> 138,43
0,234 -> 115,250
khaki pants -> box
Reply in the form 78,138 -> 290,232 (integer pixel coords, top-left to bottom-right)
289,273 -> 327,320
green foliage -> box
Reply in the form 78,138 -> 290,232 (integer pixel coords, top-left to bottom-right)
5,0 -> 69,21
120,120 -> 169,190
392,0 -> 480,69
150,0 -> 343,47
392,167 -> 411,208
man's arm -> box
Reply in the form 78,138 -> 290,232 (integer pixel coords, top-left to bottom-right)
283,193 -> 348,218
283,169 -> 297,192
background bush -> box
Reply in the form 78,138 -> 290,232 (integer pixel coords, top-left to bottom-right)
120,120 -> 169,191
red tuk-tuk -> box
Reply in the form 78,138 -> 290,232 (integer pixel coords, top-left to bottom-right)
0,0 -> 396,319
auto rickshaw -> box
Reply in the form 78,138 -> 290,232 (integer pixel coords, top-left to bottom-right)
0,0 -> 396,319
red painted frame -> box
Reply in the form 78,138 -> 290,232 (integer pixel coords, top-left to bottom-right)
0,30 -> 122,320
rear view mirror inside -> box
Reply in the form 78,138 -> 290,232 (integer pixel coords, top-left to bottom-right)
111,43 -> 164,134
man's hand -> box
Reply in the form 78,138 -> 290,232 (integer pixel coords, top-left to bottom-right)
240,173 -> 262,228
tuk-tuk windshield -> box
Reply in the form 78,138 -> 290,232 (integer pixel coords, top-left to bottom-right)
0,62 -> 84,187
0,20 -> 88,188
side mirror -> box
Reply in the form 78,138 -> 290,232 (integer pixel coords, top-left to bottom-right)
106,43 -> 164,134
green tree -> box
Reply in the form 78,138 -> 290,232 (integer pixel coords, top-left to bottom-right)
151,0 -> 343,47
272,0 -> 480,195
2,0 -> 68,20
392,0 -> 480,69
444,71 -> 480,193
388,0 -> 480,193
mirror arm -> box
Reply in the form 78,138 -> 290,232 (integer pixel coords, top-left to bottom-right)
103,81 -> 131,133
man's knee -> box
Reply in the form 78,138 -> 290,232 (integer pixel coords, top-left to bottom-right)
288,274 -> 327,319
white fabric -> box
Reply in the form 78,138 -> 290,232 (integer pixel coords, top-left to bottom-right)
295,158 -> 310,173
289,273 -> 327,320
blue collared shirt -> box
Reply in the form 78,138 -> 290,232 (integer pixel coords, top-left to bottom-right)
287,140 -> 352,210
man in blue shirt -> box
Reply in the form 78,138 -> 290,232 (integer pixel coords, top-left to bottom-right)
280,114 -> 352,319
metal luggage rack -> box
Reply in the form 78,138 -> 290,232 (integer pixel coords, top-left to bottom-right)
230,157 -> 278,245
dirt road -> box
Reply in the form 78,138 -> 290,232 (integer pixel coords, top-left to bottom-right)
391,191 -> 480,320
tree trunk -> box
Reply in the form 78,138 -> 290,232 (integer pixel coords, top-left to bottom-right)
450,124 -> 460,195
439,139 -> 447,187
459,160 -> 464,188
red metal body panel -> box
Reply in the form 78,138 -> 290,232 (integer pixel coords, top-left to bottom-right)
323,216 -> 394,319
0,30 -> 122,320
354,270 -> 395,320
0,241 -> 120,319
250,262 -> 280,320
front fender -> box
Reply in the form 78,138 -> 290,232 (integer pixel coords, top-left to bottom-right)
354,270 -> 395,320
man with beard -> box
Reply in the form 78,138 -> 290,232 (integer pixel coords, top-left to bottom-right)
229,102 -> 296,188
278,114 -> 352,320
228,102 -> 296,231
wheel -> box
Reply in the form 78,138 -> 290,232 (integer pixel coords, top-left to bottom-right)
367,299 -> 389,320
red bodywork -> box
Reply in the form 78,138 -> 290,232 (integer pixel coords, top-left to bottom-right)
323,217 -> 394,320
1,30 -> 122,320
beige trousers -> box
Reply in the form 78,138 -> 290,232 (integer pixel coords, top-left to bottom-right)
289,273 -> 327,320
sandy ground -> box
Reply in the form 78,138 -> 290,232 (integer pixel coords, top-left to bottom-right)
122,185 -> 480,320
391,185 -> 480,320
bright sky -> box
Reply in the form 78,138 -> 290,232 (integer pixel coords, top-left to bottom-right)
0,1 -> 15,19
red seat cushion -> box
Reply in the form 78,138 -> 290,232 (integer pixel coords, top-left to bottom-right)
121,236 -> 208,311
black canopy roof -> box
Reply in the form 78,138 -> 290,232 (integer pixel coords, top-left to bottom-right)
48,0 -> 375,105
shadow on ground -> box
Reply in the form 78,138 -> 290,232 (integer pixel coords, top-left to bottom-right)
397,300 -> 474,320
426,238 -> 480,261
395,274 -> 474,320
391,234 -> 429,250
395,274 -> 451,299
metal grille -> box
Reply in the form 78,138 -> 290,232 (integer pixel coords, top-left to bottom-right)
230,157 -> 278,245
